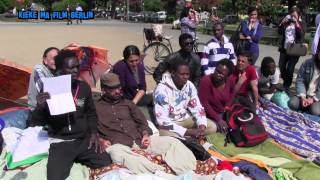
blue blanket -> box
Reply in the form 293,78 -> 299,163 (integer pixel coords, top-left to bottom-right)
258,102 -> 320,159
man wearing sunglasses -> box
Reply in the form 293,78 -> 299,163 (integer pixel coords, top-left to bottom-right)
153,33 -> 201,87
201,22 -> 236,75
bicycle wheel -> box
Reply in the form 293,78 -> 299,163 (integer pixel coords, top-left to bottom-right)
194,42 -> 206,53
143,42 -> 171,74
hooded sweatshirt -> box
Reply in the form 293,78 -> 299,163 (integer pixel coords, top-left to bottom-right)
153,74 -> 207,137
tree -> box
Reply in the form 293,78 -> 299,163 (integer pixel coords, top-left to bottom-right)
144,0 -> 163,12
0,0 -> 14,13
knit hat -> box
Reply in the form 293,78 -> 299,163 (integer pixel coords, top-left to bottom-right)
100,72 -> 121,88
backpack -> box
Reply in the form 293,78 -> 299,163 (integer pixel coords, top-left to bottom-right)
224,104 -> 268,147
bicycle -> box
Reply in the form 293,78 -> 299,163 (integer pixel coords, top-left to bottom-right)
142,28 -> 206,75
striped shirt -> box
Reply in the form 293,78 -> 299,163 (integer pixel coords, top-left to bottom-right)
201,35 -> 236,75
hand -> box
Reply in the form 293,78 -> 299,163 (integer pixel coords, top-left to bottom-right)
239,34 -> 246,40
99,138 -> 112,150
255,101 -> 260,109
185,128 -> 202,138
307,97 -> 314,106
36,92 -> 50,108
301,96 -> 310,108
198,125 -> 206,140
238,72 -> 247,85
217,120 -> 228,134
88,133 -> 104,153
132,99 -> 138,104
141,134 -> 151,149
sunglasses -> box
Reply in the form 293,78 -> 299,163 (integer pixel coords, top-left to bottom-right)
184,41 -> 194,45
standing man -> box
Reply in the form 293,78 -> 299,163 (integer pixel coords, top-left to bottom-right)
153,33 -> 201,87
28,50 -> 111,180
76,4 -> 83,24
201,22 -> 236,75
67,5 -> 72,25
95,72 -> 197,175
27,47 -> 59,110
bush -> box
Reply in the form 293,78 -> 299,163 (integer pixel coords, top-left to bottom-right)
0,0 -> 14,13
52,0 -> 86,11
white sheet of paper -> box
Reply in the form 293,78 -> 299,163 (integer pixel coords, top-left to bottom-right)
43,75 -> 76,115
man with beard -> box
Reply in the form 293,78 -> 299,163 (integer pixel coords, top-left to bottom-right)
153,33 -> 201,87
95,72 -> 197,175
288,52 -> 320,115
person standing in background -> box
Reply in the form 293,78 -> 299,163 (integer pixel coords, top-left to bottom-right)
239,6 -> 263,65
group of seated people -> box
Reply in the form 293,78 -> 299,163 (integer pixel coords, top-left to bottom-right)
26,29 -> 320,179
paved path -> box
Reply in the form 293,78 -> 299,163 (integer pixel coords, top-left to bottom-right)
0,20 -> 313,91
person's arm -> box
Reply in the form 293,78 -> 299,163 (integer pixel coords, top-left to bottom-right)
181,17 -> 197,30
133,65 -> 147,104
250,23 -> 263,43
129,101 -> 153,136
240,21 -> 250,36
250,79 -> 259,107
229,44 -> 237,65
154,85 -> 188,137
296,61 -> 307,98
153,56 -> 170,83
201,45 -> 211,75
234,72 -> 247,94
133,90 -> 145,104
28,92 -> 50,127
187,83 -> 207,127
192,54 -> 201,87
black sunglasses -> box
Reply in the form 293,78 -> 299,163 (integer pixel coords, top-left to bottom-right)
184,41 -> 194,45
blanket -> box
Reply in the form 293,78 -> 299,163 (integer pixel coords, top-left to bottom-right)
257,101 -> 320,159
206,132 -> 320,180
2,127 -> 49,169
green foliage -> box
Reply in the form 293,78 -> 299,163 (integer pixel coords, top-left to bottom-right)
144,0 -> 163,12
0,0 -> 14,13
52,0 -> 87,11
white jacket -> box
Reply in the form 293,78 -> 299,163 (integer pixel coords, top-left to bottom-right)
153,74 -> 207,137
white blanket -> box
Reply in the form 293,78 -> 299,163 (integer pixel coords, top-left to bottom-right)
2,126 -> 49,169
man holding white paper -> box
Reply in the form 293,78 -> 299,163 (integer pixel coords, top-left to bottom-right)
29,50 -> 111,180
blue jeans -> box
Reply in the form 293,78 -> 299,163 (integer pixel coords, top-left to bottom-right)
251,52 -> 259,65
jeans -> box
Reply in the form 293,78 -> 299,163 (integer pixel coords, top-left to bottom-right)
278,52 -> 300,89
251,52 -> 259,65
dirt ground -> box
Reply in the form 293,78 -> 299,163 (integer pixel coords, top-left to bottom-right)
0,20 -> 161,108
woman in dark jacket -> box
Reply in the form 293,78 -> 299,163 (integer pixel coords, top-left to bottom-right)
239,6 -> 263,65
278,7 -> 305,91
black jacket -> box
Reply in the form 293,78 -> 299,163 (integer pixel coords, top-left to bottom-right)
28,80 -> 97,140
153,50 -> 201,87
